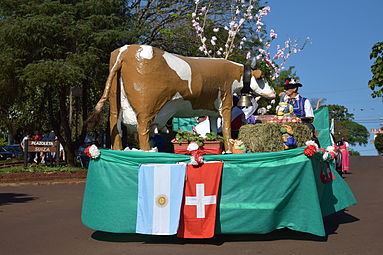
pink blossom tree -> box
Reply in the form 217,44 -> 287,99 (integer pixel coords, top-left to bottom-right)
191,0 -> 309,80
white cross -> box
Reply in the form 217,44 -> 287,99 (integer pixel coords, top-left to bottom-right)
185,183 -> 216,218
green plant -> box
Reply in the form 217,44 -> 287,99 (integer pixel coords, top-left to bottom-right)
205,132 -> 226,142
175,131 -> 204,146
174,131 -> 225,146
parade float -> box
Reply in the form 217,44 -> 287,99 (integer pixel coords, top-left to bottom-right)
81,2 -> 355,239
82,105 -> 356,238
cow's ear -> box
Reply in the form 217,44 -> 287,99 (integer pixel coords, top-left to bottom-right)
252,70 -> 262,79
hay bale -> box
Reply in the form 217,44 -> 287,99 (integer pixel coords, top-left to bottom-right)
238,123 -> 312,153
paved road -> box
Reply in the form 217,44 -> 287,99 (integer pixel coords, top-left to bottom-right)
0,156 -> 382,255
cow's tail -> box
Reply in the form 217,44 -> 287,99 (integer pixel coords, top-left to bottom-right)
86,48 -> 126,126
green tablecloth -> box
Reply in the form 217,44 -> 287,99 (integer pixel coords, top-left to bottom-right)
82,148 -> 356,237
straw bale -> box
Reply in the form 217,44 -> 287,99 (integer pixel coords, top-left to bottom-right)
238,123 -> 312,153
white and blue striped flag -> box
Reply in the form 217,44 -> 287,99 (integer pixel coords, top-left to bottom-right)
136,163 -> 186,235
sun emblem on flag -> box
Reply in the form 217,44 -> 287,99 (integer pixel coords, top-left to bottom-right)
156,194 -> 168,207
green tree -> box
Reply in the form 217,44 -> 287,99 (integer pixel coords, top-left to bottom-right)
375,134 -> 383,154
0,0 -> 134,165
368,42 -> 383,98
349,149 -> 360,156
327,105 -> 369,146
327,104 -> 355,121
0,0 -> 231,165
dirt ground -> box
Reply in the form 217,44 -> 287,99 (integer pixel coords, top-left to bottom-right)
0,156 -> 382,255
0,170 -> 87,184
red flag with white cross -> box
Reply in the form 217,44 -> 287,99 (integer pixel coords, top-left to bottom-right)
177,162 -> 223,238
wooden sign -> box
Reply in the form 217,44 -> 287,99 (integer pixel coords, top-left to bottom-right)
24,140 -> 60,167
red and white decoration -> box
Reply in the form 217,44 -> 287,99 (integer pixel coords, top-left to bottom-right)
84,144 -> 101,159
177,162 -> 223,238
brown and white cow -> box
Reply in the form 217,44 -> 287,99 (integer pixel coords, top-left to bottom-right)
89,44 -> 276,151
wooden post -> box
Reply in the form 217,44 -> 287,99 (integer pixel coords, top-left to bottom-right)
55,141 -> 60,164
24,139 -> 29,168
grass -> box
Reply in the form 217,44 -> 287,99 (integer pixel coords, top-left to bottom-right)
0,164 -> 86,175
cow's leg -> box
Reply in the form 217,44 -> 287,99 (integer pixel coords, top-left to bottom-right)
109,73 -> 123,150
221,106 -> 232,152
137,114 -> 151,151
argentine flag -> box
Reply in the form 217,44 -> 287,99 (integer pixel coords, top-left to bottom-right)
136,164 -> 186,235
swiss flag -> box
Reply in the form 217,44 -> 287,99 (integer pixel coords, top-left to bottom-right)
177,162 -> 223,238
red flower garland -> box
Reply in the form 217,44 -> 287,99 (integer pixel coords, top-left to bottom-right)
304,145 -> 317,157
84,146 -> 92,157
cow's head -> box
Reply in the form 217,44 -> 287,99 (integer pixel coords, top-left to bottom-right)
242,65 -> 276,99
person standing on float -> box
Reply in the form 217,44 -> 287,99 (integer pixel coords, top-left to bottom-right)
280,78 -> 318,145
280,78 -> 314,120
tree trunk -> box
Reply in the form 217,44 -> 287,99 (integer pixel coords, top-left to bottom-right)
64,143 -> 77,167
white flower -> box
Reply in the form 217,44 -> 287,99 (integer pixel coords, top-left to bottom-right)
187,142 -> 199,151
213,28 -> 219,32
305,140 -> 319,148
88,145 -> 101,159
266,105 -> 272,110
271,99 -> 276,105
192,12 -> 196,18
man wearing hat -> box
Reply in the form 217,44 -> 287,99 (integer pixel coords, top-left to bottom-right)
280,78 -> 314,121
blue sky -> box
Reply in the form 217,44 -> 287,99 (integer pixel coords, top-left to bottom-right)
265,0 -> 383,155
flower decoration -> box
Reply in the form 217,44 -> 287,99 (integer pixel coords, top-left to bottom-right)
304,145 -> 317,157
305,140 -> 319,148
187,142 -> 200,151
84,144 -> 101,159
304,141 -> 338,161
187,142 -> 205,166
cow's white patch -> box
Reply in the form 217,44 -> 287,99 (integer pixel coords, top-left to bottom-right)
136,45 -> 153,59
152,99 -> 219,130
118,77 -> 138,134
163,52 -> 193,94
250,77 -> 275,98
188,57 -> 243,67
111,45 -> 128,72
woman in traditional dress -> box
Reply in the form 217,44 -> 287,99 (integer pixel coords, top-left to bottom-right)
338,137 -> 350,173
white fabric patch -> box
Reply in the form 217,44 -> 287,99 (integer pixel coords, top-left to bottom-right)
162,52 -> 193,94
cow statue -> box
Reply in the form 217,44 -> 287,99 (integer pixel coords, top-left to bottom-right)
88,44 -> 276,152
